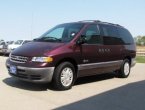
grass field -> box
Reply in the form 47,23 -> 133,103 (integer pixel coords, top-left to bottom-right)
136,46 -> 145,63
136,56 -> 145,63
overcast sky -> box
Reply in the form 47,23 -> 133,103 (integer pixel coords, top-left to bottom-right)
0,0 -> 145,41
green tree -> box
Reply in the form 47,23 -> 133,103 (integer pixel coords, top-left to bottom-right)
136,36 -> 145,46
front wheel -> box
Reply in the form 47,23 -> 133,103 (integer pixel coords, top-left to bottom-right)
52,62 -> 76,90
118,59 -> 131,78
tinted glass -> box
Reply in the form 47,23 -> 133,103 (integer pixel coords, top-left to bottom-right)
45,27 -> 64,39
118,27 -> 134,44
82,24 -> 102,44
100,24 -> 123,45
36,23 -> 84,43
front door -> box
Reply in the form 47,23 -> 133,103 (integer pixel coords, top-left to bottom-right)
78,24 -> 105,77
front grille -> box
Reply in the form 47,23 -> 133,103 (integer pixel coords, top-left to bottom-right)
10,55 -> 28,63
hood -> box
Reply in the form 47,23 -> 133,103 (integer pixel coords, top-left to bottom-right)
11,41 -> 65,56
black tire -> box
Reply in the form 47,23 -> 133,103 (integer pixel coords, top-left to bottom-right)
52,62 -> 76,90
118,59 -> 131,78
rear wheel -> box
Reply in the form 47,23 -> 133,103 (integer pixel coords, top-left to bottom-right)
52,62 -> 76,90
118,59 -> 131,78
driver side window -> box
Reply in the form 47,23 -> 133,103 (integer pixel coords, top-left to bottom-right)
82,25 -> 102,44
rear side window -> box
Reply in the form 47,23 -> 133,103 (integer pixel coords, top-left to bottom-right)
118,27 -> 134,44
82,24 -> 102,44
100,24 -> 123,45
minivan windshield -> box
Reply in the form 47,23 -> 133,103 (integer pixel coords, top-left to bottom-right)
34,23 -> 84,43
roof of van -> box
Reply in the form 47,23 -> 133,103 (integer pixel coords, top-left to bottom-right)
77,20 -> 124,28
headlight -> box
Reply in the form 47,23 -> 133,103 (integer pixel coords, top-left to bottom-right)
31,57 -> 53,63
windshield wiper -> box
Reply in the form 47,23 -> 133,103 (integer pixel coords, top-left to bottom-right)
44,37 -> 61,41
34,37 -> 61,42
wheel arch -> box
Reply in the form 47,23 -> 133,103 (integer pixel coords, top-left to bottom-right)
55,57 -> 78,76
124,56 -> 132,65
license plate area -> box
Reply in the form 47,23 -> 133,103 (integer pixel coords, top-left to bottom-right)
10,65 -> 17,75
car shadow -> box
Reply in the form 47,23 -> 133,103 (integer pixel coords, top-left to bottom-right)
3,73 -> 116,91
0,54 -> 8,57
0,53 -> 4,56
75,72 -> 116,85
2,54 -> 9,57
55,80 -> 145,110
3,77 -> 51,91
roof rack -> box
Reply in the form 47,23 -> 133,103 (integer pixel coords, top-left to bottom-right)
101,22 -> 123,27
78,20 -> 123,27
78,20 -> 101,23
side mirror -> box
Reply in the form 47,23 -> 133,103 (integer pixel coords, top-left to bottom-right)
76,35 -> 87,45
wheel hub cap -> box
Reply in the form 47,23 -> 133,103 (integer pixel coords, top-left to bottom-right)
124,62 -> 130,75
61,67 -> 73,87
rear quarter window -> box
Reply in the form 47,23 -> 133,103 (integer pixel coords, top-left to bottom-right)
117,27 -> 134,44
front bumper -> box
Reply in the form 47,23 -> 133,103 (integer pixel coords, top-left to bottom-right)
6,63 -> 55,83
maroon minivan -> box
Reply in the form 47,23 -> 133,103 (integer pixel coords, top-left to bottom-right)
6,20 -> 136,90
